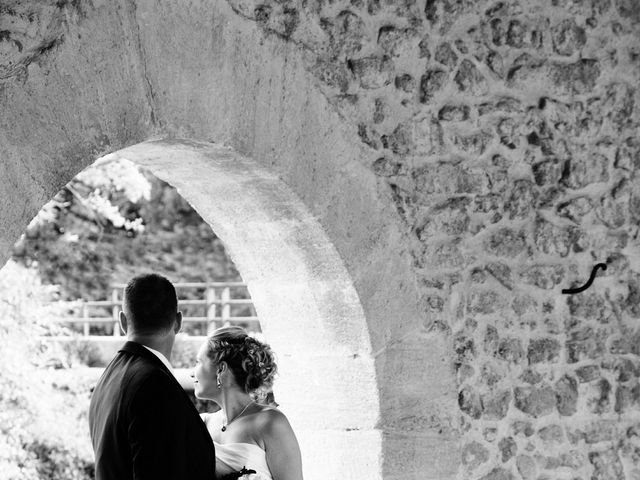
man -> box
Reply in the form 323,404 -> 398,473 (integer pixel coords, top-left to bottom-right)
89,273 -> 215,479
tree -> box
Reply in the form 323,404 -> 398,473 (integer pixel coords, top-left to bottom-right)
27,156 -> 151,237
12,157 -> 242,308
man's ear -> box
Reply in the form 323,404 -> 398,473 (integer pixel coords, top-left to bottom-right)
119,310 -> 128,335
174,311 -> 183,334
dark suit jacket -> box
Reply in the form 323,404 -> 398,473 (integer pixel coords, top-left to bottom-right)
89,341 -> 216,480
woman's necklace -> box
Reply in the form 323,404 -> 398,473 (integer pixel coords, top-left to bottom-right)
221,400 -> 255,432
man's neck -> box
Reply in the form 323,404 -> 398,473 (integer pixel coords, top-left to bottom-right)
127,333 -> 174,361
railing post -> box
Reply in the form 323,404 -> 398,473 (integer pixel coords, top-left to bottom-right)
205,285 -> 217,336
112,288 -> 120,336
82,301 -> 89,337
221,287 -> 231,327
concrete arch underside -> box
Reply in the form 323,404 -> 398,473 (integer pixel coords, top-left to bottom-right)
0,1 -> 459,479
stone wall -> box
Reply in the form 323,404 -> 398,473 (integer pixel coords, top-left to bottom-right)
236,0 -> 640,478
1,0 -> 640,478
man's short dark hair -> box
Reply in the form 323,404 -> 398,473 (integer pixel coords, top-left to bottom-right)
123,274 -> 178,334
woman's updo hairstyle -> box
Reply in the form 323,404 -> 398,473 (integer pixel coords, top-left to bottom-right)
206,326 -> 277,393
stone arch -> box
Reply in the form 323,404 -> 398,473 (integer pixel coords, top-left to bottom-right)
108,138 -> 381,478
0,1 -> 459,479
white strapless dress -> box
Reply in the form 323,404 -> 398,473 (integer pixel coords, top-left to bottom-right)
214,441 -> 273,480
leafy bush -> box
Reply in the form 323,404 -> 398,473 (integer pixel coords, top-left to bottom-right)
0,261 -> 95,480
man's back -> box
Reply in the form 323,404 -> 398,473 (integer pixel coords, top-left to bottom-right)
89,341 -> 215,480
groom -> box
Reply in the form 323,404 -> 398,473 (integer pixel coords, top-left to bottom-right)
89,273 -> 215,479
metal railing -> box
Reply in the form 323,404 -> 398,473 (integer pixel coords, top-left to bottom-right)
52,282 -> 258,337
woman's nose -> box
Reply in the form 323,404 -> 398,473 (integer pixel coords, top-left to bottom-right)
190,370 -> 194,378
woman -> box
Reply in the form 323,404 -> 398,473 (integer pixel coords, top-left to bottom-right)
192,326 -> 303,480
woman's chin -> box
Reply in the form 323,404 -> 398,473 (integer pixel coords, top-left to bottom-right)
194,389 -> 214,401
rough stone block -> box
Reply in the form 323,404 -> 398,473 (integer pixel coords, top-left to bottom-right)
537,450 -> 584,469
498,436 -> 517,462
326,10 -> 366,56
385,122 -> 413,154
586,378 -> 612,414
516,454 -> 536,480
555,375 -> 578,416
588,448 -> 624,480
534,218 -> 579,257
532,158 -> 565,187
461,440 -> 490,471
510,294 -> 538,318
556,196 -> 593,223
421,197 -> 471,236
512,421 -> 535,437
418,34 -> 431,59
459,385 -> 483,418
595,195 -> 627,228
582,420 -> 618,444
485,228 -> 527,258
514,385 -> 556,417
615,137 -> 640,171
348,55 -> 395,89
454,332 -> 475,365
537,424 -> 564,444
520,265 -> 564,290
372,156 -> 402,177
435,42 -> 458,67
612,357 -> 638,382
497,338 -> 525,364
486,50 -> 505,77
528,338 -> 561,364
575,364 -> 600,382
377,26 -> 414,56
550,59 -> 601,95
505,180 -> 537,219
394,73 -> 415,92
482,389 -> 512,420
312,59 -> 351,91
467,290 -> 506,315
616,0 -> 640,22
454,59 -> 489,95
566,338 -> 606,363
551,19 -> 586,56
484,325 -> 499,355
506,19 -> 526,48
520,368 -> 543,385
420,68 -> 448,102
561,153 -> 610,189
412,163 -> 486,195
438,104 -> 470,121
479,467 -> 516,480
507,58 -> 600,96
422,240 -> 467,269
450,130 -> 493,155
412,116 -> 446,155
614,385 -> 640,414
567,293 -> 610,322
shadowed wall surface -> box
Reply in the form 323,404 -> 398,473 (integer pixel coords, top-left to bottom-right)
1,0 -> 640,478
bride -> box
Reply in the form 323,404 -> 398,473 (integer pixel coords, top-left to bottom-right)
192,326 -> 303,480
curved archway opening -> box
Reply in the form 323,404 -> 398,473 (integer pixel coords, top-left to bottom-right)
105,138 -> 382,479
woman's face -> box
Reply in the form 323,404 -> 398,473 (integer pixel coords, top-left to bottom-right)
192,342 -> 218,400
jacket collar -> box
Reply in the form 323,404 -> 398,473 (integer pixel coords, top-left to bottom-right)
119,341 -> 172,374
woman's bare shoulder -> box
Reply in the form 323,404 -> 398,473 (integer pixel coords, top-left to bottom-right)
253,405 -> 294,434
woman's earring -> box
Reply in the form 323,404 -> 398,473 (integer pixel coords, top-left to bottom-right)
216,375 -> 221,389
